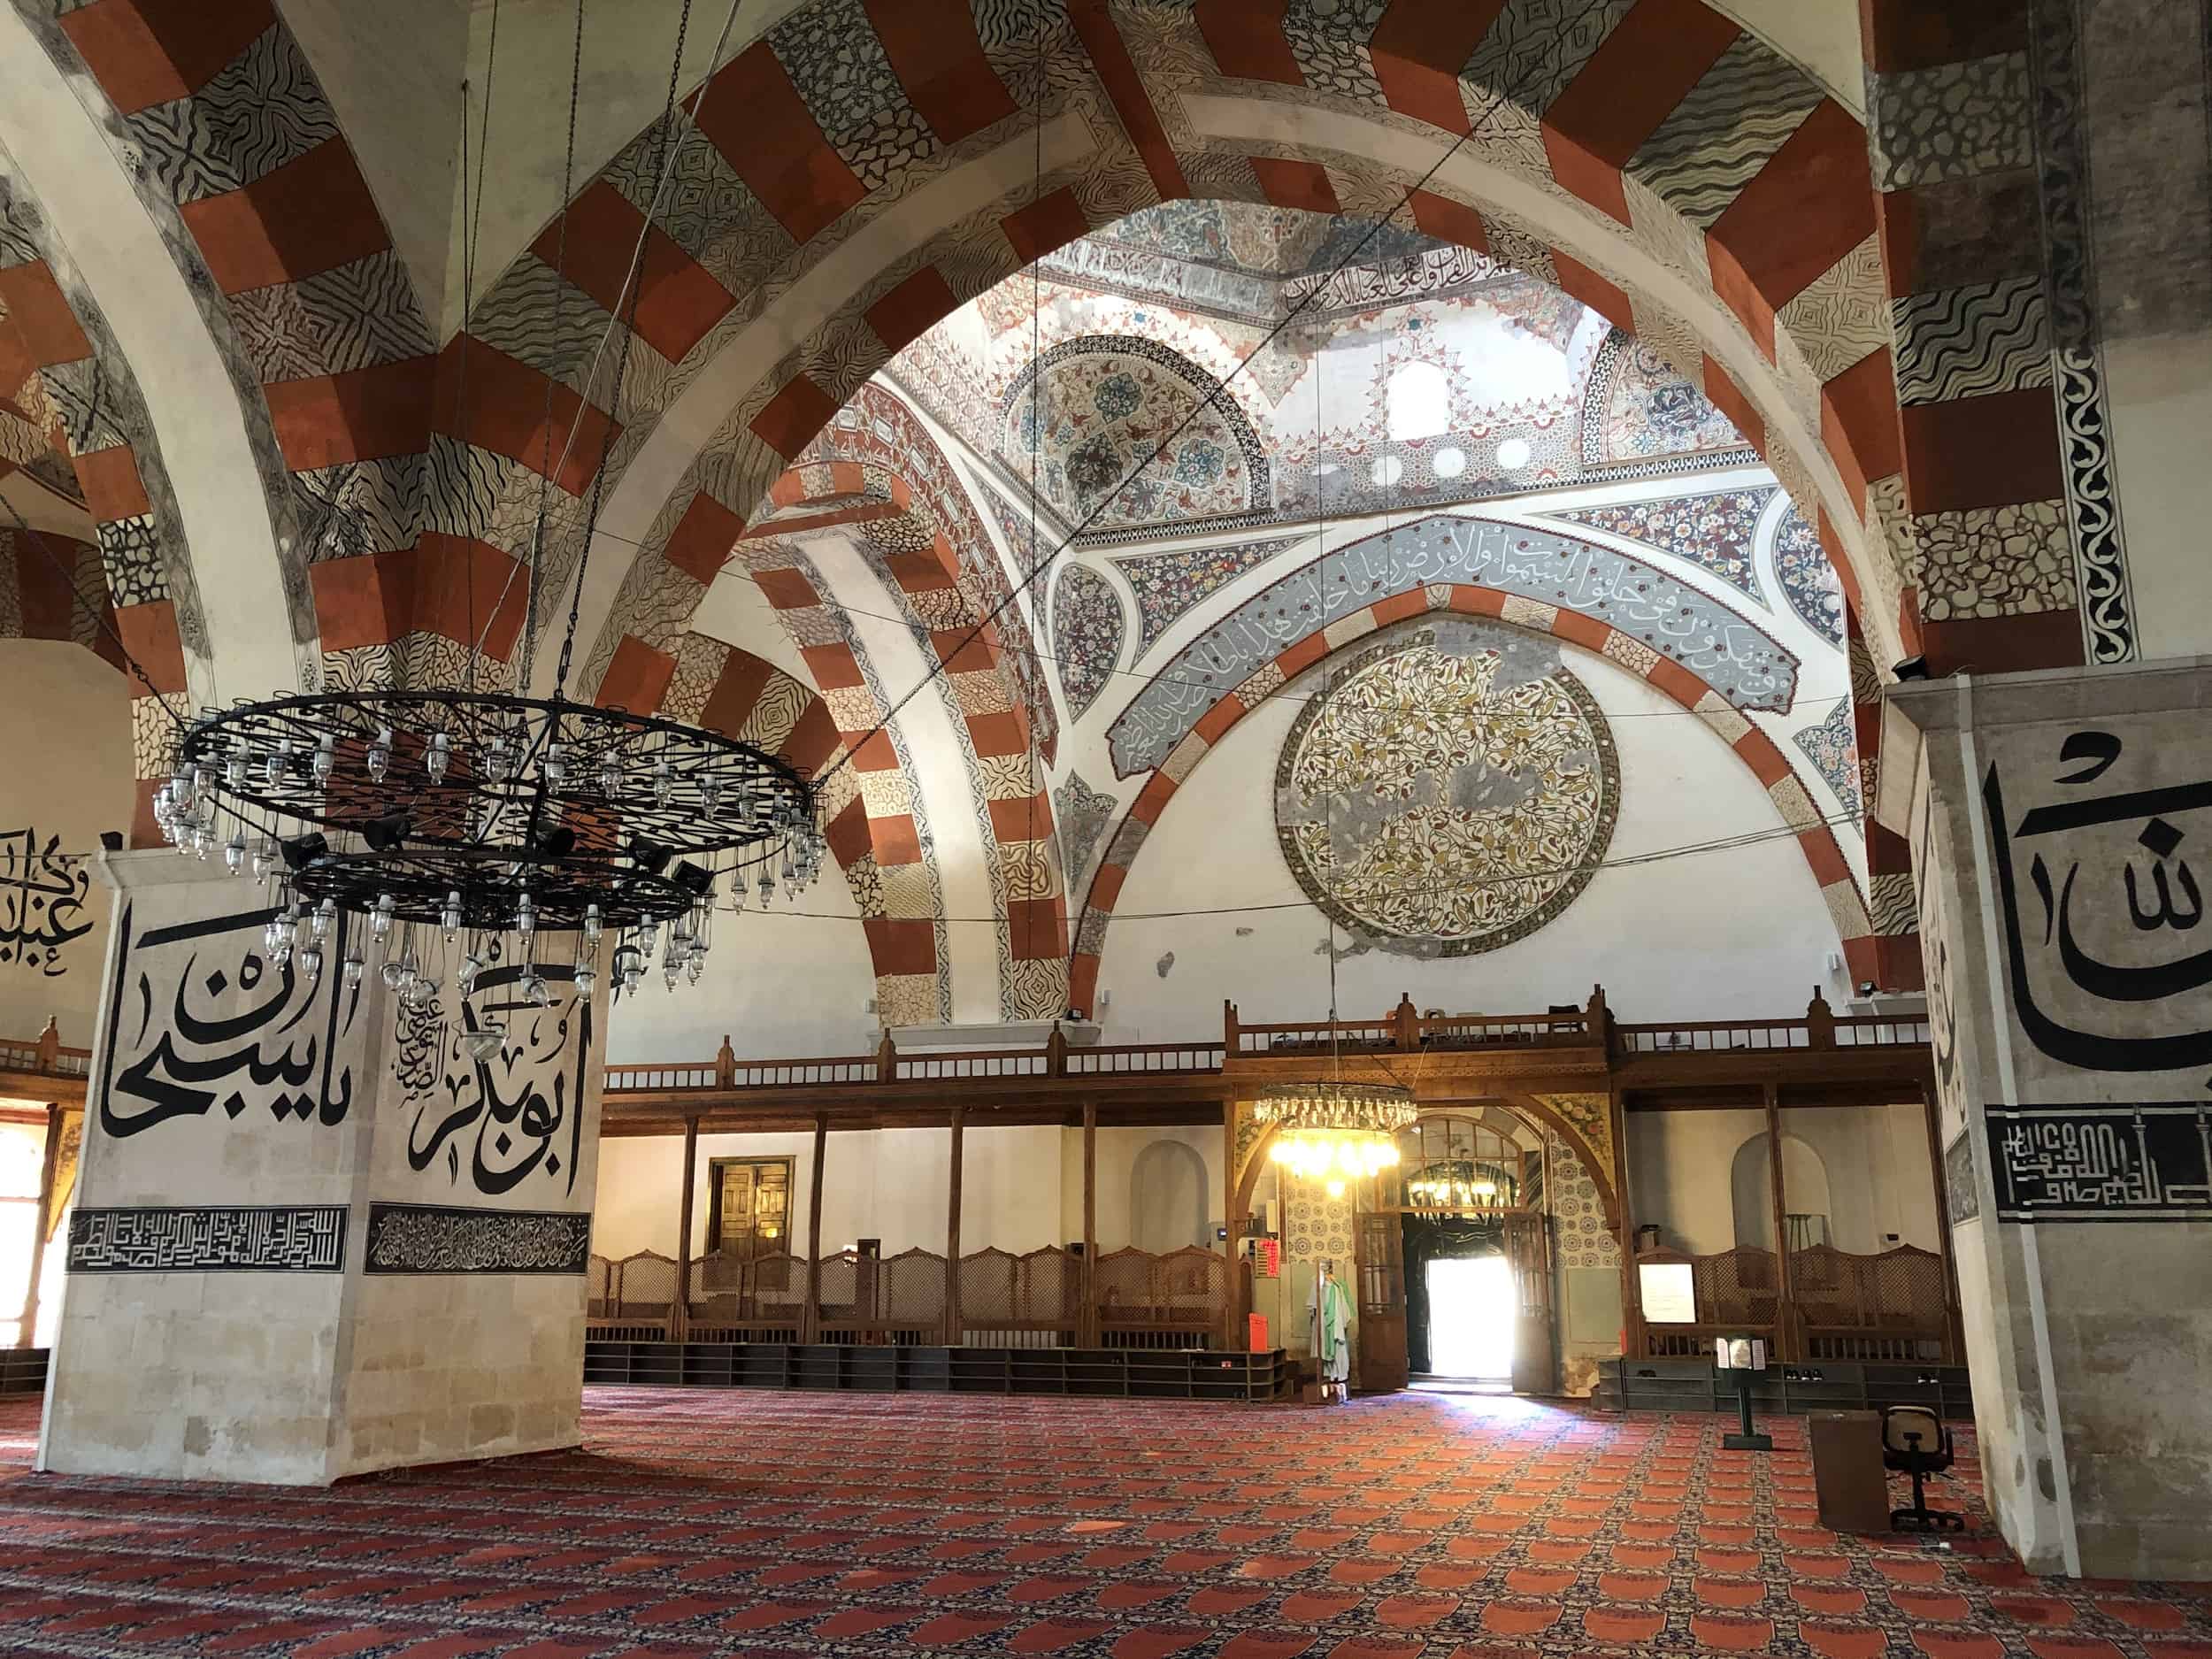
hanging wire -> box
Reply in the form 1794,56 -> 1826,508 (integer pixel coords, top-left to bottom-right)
467,0 -> 748,686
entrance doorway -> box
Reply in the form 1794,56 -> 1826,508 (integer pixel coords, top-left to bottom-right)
1422,1254 -> 1515,1381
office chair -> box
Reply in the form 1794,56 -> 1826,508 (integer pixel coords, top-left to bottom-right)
1881,1404 -> 1963,1532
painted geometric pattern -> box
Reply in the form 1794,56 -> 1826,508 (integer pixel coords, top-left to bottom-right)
1112,535 -> 1299,655
520,0 -> 1927,725
1793,698 -> 1863,826
1275,624 -> 1619,956
1772,505 -> 1847,647
1052,769 -> 1118,901
1546,488 -> 1776,603
1110,515 -> 1800,780
1002,335 -> 1267,532
817,386 -> 1058,766
1585,334 -> 1748,466
1050,565 -> 1123,720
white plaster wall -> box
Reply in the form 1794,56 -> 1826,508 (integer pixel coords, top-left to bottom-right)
1625,1104 -> 1940,1257
0,642 -> 133,1050
595,1120 -> 1233,1264
1095,642 -> 1849,1041
603,895 -> 878,1067
1059,1125 -> 1225,1254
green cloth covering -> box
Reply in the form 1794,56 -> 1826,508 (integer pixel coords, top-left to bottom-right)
1318,1275 -> 1352,1382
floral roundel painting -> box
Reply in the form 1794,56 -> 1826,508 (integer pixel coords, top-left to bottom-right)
1274,622 -> 1620,956
1002,335 -> 1264,531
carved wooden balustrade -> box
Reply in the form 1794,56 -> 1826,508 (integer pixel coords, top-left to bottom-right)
596,988 -> 1935,1118
588,1243 -> 1228,1350
0,1018 -> 91,1105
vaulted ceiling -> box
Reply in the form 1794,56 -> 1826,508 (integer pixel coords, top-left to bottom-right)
1,0 -> 2076,1017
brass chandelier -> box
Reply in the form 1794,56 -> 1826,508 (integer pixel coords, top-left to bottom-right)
1258,1079 -> 1417,1198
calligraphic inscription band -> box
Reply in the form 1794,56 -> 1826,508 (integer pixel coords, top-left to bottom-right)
362,1202 -> 593,1274
0,828 -> 93,976
65,1205 -> 348,1271
97,901 -> 362,1140
1985,1104 -> 2212,1222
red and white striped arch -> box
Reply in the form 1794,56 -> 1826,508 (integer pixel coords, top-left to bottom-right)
1067,580 -> 1878,1014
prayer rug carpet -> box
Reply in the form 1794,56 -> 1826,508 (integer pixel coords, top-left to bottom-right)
0,1388 -> 2203,1657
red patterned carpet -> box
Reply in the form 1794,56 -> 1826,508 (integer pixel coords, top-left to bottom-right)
0,1387 -> 2203,1657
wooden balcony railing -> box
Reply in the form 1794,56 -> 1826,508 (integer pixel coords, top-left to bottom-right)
595,987 -> 1927,1102
0,1019 -> 89,1082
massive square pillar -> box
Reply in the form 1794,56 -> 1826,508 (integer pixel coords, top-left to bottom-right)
1884,657 -> 2212,1579
39,852 -> 603,1484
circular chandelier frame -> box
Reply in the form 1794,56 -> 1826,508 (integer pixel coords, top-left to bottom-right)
176,690 -> 813,864
1252,1080 -> 1419,1136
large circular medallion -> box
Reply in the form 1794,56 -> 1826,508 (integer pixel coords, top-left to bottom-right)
1273,622 -> 1619,956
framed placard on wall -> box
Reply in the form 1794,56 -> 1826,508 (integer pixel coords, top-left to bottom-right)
1639,1260 -> 1697,1324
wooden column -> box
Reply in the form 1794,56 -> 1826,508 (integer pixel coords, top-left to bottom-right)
1612,1087 -> 1647,1366
1922,1079 -> 1967,1363
1221,1094 -> 1240,1352
1080,1101 -> 1097,1347
1763,1082 -> 1794,1358
672,1115 -> 698,1341
18,1104 -> 61,1348
945,1106 -> 965,1346
803,1111 -> 826,1344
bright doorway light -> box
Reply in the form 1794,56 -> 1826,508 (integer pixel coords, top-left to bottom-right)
1425,1254 -> 1515,1379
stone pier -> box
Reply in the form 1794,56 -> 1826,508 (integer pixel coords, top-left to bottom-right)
39,852 -> 603,1484
1885,657 -> 2212,1579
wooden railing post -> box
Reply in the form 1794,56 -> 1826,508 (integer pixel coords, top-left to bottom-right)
1394,993 -> 1418,1051
946,1106 -> 965,1346
1806,987 -> 1836,1048
876,1032 -> 898,1084
715,1035 -> 736,1087
1081,1101 -> 1098,1347
34,1017 -> 58,1075
803,1110 -> 826,1344
1223,999 -> 1239,1055
1585,985 -> 1610,1052
1046,1024 -> 1067,1076
1763,1082 -> 1796,1359
672,1115 -> 698,1341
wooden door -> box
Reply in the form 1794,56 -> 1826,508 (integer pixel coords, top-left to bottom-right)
1354,1209 -> 1409,1394
1503,1212 -> 1556,1394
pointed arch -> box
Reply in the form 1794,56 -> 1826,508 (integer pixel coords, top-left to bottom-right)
1068,534 -> 1874,1013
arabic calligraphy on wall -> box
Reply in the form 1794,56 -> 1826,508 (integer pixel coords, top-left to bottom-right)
1109,514 -> 1799,780
1985,1105 -> 2212,1221
66,1205 -> 347,1271
396,962 -> 592,1202
0,829 -> 93,976
97,902 -> 362,1141
1981,727 -> 2212,1074
362,1202 -> 593,1274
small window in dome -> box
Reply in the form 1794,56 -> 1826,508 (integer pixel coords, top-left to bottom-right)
1385,361 -> 1450,442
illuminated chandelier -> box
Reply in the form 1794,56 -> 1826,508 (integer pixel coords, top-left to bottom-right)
1260,1080 -> 1417,1198
1405,1159 -> 1516,1215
